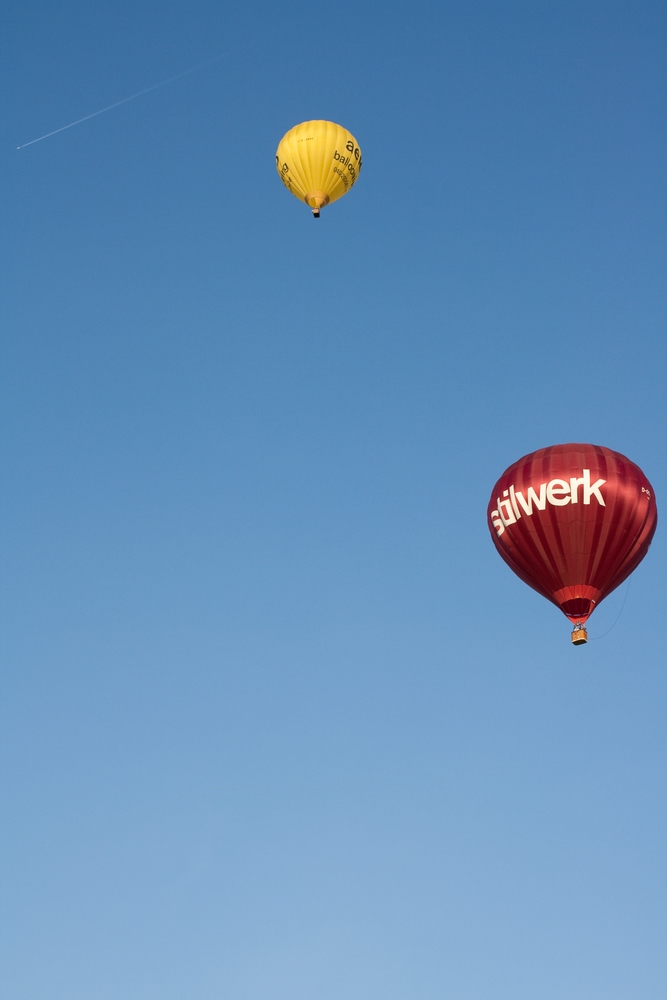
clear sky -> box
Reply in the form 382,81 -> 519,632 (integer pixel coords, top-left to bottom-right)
2,2 -> 665,998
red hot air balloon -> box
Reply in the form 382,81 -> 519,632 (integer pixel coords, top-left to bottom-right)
487,444 -> 657,644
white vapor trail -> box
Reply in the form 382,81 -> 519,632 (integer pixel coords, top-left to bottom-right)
17,63 -> 207,149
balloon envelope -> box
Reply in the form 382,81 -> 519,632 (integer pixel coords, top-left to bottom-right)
275,120 -> 362,216
487,444 -> 657,624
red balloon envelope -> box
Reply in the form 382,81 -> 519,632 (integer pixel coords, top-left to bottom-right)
487,444 -> 657,643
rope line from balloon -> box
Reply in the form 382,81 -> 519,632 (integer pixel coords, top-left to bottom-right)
588,578 -> 631,640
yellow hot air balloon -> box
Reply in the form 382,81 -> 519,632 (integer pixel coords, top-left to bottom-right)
275,120 -> 362,218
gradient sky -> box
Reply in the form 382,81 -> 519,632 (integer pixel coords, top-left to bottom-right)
2,3 -> 666,998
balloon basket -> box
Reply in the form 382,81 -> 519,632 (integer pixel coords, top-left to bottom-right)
571,624 -> 588,645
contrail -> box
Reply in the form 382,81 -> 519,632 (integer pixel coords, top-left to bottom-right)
17,63 -> 207,149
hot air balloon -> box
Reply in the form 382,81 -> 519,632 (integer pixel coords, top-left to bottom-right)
275,120 -> 362,217
487,444 -> 657,644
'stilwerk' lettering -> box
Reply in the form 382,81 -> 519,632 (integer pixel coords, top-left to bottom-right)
491,469 -> 605,537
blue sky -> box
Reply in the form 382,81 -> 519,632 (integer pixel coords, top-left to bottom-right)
2,2 -> 665,997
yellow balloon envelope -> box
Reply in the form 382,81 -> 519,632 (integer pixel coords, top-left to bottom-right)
276,120 -> 362,217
